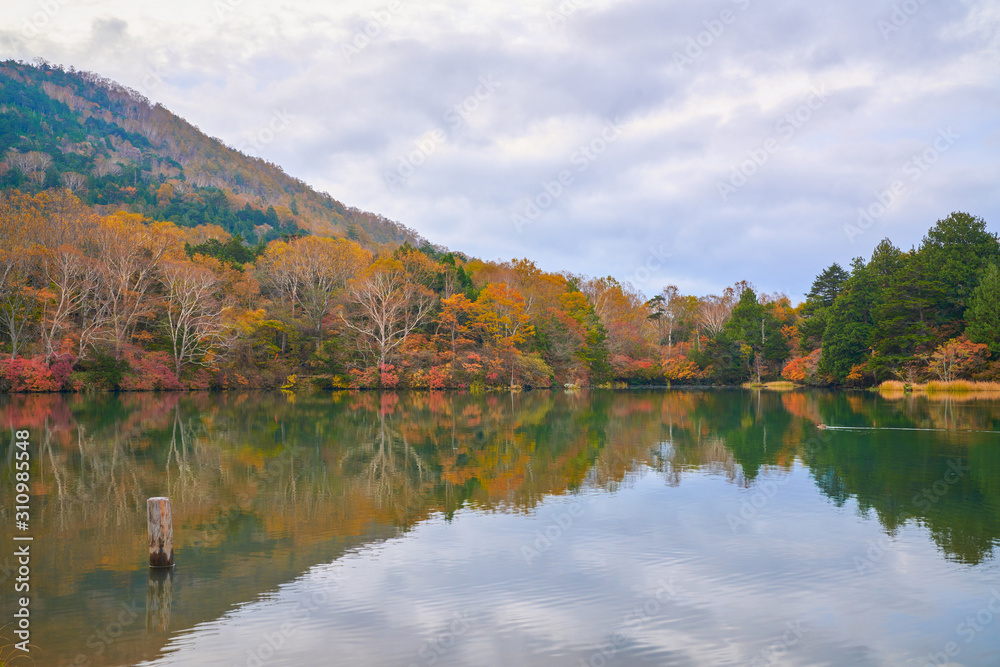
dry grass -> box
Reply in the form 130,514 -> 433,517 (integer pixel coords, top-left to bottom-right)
742,381 -> 797,391
0,624 -> 33,666
878,379 -> 1000,400
763,381 -> 797,391
878,380 -> 908,392
924,380 -> 1000,394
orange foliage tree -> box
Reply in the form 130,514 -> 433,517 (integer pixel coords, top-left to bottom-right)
782,349 -> 821,384
925,337 -> 989,381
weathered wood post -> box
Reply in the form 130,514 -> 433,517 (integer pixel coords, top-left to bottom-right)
147,497 -> 174,568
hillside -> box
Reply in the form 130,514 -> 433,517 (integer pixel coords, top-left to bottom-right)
0,58 -> 422,248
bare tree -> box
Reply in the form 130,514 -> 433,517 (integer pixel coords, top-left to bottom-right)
341,257 -> 434,369
26,151 -> 53,172
662,285 -> 680,360
698,286 -> 737,338
4,149 -> 35,173
61,172 -> 87,192
92,157 -> 122,178
37,246 -> 102,362
93,213 -> 174,359
4,150 -> 53,185
160,260 -> 229,376
0,192 -> 39,358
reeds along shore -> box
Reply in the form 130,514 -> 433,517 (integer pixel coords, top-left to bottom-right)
878,380 -> 1000,400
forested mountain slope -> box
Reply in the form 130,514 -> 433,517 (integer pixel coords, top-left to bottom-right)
0,59 -> 420,248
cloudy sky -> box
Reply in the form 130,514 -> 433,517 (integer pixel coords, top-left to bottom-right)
3,0 -> 999,299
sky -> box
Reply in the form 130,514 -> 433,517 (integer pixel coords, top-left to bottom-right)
2,0 -> 999,301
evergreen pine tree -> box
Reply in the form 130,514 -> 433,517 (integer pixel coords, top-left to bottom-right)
966,263 -> 1000,356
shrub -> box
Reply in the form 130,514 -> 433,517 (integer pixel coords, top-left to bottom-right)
120,351 -> 184,391
0,357 -> 61,392
610,355 -> 663,384
516,353 -> 554,388
427,365 -> 449,390
74,352 -> 130,391
663,356 -> 699,381
782,349 -> 822,385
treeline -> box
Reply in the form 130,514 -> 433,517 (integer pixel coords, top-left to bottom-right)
0,189 -> 997,392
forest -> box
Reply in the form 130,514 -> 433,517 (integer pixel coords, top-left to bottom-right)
0,60 -> 998,393
0,186 -> 998,393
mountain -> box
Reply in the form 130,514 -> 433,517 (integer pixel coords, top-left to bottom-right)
0,58 -> 423,248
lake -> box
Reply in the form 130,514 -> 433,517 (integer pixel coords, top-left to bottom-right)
1,389 -> 999,666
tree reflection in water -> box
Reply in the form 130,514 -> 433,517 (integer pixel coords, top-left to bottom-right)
0,388 -> 999,666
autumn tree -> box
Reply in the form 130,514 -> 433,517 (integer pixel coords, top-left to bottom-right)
0,191 -> 42,358
258,236 -> 371,345
472,283 -> 534,386
341,256 -> 435,372
560,289 -> 610,382
782,348 -> 821,384
580,276 -> 652,359
160,258 -> 230,376
292,236 -> 370,340
436,293 -> 475,359
394,245 -> 443,292
33,188 -> 97,249
92,213 -> 179,359
924,337 -> 989,382
468,258 -> 546,314
257,239 -> 299,316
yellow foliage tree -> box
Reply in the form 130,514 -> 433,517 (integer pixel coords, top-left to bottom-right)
472,283 -> 533,386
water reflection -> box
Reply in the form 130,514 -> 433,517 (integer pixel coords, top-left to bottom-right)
146,569 -> 172,633
0,389 -> 998,666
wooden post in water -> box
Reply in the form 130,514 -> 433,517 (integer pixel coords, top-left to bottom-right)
147,497 -> 174,568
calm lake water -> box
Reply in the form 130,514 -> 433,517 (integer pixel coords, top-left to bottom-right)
1,389 -> 1000,666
